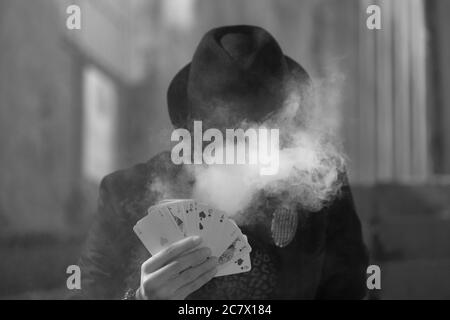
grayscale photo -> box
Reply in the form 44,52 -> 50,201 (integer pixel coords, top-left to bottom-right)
0,0 -> 449,303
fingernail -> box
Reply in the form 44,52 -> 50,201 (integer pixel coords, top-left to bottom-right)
192,236 -> 202,244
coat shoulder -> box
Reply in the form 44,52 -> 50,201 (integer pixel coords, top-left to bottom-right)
100,151 -> 179,217
102,151 -> 172,189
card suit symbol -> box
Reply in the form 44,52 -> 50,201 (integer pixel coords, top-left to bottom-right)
173,216 -> 183,226
199,211 -> 206,221
160,237 -> 168,246
199,222 -> 204,230
236,258 -> 244,266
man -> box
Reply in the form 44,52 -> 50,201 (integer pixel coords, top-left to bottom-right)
76,25 -> 368,300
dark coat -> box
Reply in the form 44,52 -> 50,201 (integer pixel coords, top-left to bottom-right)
75,152 -> 369,300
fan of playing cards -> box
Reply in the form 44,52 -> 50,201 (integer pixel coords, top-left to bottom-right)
133,199 -> 252,277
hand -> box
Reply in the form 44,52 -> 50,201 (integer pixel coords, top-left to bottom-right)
137,236 -> 218,300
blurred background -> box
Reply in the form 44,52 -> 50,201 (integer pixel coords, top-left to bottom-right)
1,0 -> 450,299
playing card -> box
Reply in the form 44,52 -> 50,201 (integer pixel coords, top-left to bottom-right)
160,201 -> 189,236
195,203 -> 215,233
216,252 -> 252,277
203,209 -> 229,256
213,218 -> 242,257
217,233 -> 252,266
183,200 -> 198,235
157,199 -> 189,205
133,198 -> 252,277
133,206 -> 184,255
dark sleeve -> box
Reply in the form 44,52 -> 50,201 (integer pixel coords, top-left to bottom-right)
315,178 -> 369,300
72,176 -> 130,300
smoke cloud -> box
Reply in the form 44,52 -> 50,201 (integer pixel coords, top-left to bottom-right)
188,74 -> 347,216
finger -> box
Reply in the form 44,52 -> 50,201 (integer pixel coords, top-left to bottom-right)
142,255 -> 216,299
172,264 -> 218,300
170,256 -> 218,290
143,236 -> 202,273
165,246 -> 212,275
148,247 -> 212,286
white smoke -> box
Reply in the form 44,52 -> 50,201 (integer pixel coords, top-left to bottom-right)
190,74 -> 347,216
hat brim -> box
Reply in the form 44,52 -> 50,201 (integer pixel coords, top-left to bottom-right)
167,56 -> 311,128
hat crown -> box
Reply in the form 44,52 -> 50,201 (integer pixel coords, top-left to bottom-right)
192,25 -> 286,76
167,25 -> 311,129
220,32 -> 254,61
187,26 -> 288,123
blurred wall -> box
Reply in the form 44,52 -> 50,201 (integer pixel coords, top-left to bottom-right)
0,0 -> 146,236
0,0 -> 139,297
427,0 -> 450,175
0,0 -> 80,235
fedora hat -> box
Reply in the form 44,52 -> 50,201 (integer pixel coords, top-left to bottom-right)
167,25 -> 311,129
